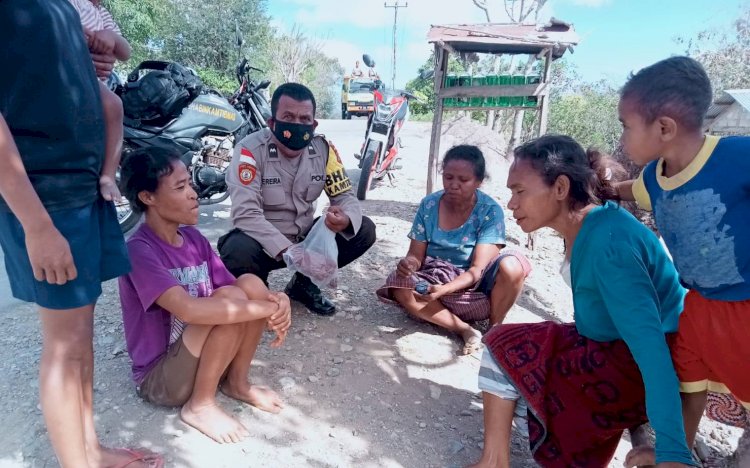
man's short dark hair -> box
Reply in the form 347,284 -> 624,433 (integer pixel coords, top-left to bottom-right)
120,147 -> 182,213
271,82 -> 317,119
620,56 -> 712,131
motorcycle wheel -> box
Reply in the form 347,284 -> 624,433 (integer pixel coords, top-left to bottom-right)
356,145 -> 378,200
116,199 -> 141,234
115,168 -> 141,234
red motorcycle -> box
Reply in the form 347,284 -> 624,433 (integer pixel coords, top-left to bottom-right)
355,80 -> 419,200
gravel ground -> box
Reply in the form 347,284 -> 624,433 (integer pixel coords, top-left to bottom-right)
0,117 -> 741,467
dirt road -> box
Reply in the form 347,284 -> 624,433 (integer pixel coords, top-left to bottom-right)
0,118 -> 739,467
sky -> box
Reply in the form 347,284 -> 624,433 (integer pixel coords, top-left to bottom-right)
267,0 -> 744,89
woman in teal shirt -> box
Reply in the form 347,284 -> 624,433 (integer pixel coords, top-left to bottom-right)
377,145 -> 530,354
469,135 -> 694,468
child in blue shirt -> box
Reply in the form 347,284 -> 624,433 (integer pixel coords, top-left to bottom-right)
617,56 -> 750,467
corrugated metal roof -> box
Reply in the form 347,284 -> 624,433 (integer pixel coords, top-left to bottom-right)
726,89 -> 750,112
706,89 -> 750,120
427,18 -> 579,58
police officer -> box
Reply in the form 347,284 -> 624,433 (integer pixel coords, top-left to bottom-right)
219,83 -> 376,316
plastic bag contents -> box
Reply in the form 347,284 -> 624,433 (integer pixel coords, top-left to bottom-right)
283,221 -> 339,288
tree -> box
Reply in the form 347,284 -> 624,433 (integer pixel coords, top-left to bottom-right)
405,53 -> 466,116
269,25 -> 320,83
547,60 -> 621,152
470,0 -> 549,155
299,51 -> 345,119
160,0 -> 273,78
678,4 -> 750,95
102,0 -> 169,66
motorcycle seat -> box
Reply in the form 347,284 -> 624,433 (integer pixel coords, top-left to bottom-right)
124,115 -> 176,133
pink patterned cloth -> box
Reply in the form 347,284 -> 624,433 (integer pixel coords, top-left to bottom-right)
376,250 -> 531,321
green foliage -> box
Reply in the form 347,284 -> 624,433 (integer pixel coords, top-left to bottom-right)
548,60 -> 622,152
405,52 -> 466,115
194,67 -> 238,95
160,0 -> 272,76
103,0 -> 345,119
102,0 -> 168,66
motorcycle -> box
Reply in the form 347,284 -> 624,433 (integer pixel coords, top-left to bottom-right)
354,73 -> 418,200
111,59 -> 271,233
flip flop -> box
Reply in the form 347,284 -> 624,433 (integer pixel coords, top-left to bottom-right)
114,448 -> 165,468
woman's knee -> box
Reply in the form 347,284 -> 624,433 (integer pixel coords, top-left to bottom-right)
212,284 -> 249,300
234,273 -> 269,300
492,256 -> 527,293
392,287 -> 414,306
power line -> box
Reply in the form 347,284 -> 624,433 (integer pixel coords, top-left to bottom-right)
384,1 -> 407,89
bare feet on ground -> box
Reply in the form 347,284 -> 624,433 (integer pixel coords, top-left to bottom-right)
221,381 -> 285,413
93,446 -> 163,468
624,446 -> 655,467
465,455 -> 505,468
180,401 -> 250,444
461,328 -> 483,355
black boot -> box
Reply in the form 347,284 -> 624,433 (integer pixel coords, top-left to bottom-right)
285,273 -> 336,316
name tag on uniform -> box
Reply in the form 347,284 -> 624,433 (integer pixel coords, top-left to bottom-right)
262,177 -> 282,186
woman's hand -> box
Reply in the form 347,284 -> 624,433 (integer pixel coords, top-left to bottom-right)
396,256 -> 420,277
415,283 -> 448,302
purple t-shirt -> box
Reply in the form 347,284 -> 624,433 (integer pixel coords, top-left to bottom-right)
119,224 -> 235,384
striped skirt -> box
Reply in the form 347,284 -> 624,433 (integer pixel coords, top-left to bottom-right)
375,250 -> 531,322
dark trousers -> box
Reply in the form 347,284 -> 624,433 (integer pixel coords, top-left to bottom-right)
218,216 -> 377,284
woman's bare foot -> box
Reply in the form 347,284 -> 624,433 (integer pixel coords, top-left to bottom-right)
221,381 -> 285,413
465,453 -> 506,468
180,400 -> 250,444
624,446 -> 656,468
461,328 -> 483,355
92,447 -> 163,468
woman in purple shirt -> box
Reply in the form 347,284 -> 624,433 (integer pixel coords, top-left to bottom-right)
118,147 -> 291,444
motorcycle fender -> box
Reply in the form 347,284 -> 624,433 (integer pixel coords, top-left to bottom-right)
368,132 -> 388,143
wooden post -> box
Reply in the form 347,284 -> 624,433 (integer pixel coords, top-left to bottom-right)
537,47 -> 553,136
426,44 -> 448,194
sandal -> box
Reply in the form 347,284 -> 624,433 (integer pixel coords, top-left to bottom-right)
114,448 -> 165,468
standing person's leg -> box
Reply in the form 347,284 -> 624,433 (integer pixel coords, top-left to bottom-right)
220,274 -> 284,413
469,349 -> 526,468
218,229 -> 284,283
38,305 -> 95,468
335,216 -> 377,267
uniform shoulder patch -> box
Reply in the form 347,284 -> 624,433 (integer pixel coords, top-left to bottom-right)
324,138 -> 352,196
238,147 -> 257,185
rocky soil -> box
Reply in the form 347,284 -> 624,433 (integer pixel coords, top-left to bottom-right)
0,117 -> 741,467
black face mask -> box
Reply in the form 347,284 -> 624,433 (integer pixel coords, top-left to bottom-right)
271,119 -> 314,151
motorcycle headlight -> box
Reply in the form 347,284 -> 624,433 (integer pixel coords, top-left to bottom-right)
377,103 -> 391,114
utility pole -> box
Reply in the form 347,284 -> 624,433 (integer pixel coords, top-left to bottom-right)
384,1 -> 407,89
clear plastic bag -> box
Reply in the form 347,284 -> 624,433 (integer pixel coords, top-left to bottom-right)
283,220 -> 338,288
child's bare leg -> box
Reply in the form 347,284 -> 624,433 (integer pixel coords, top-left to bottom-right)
220,274 -> 284,413
179,306 -> 249,444
683,390 -> 708,449
466,392 -> 516,468
393,288 -> 481,352
98,82 -> 123,200
38,305 -> 94,467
